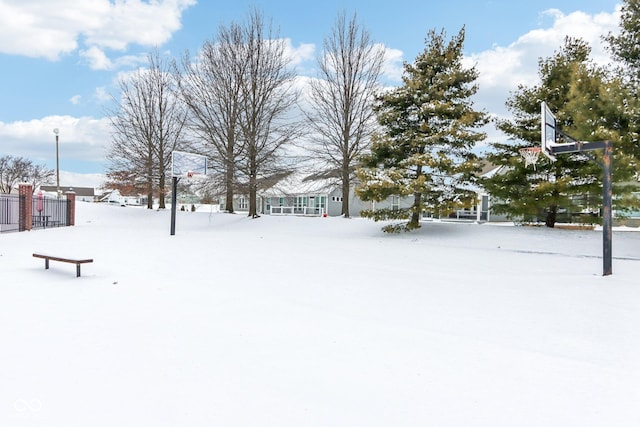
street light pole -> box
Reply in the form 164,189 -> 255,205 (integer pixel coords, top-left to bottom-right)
53,128 -> 60,198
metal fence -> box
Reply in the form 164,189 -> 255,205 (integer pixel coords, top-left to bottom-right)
0,194 -> 20,233
0,193 -> 70,233
32,193 -> 69,229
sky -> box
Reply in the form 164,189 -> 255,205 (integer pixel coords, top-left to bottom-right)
1,202 -> 640,426
0,0 -> 622,187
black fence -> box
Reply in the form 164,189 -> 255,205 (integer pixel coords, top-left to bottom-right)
32,193 -> 70,230
0,193 -> 70,233
0,194 -> 20,233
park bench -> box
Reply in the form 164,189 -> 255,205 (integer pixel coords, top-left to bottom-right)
33,253 -> 93,277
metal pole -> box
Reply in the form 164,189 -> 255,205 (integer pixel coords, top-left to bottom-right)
55,133 -> 60,199
602,140 -> 613,276
170,176 -> 178,235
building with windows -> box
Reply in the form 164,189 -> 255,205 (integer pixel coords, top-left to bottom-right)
40,186 -> 95,202
220,172 -> 419,217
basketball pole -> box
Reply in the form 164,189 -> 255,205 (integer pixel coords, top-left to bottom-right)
541,103 -> 613,276
551,139 -> 613,276
602,140 -> 613,276
170,176 -> 179,236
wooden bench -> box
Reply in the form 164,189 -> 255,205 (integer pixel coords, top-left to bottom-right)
33,253 -> 93,277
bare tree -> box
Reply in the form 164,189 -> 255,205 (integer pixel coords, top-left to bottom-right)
108,49 -> 187,209
304,12 -> 384,217
238,9 -> 300,217
28,163 -> 56,193
0,155 -> 54,194
176,24 -> 245,213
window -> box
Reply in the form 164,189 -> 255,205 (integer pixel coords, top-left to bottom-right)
317,196 -> 326,210
391,196 -> 399,211
238,196 -> 248,210
295,196 -> 306,208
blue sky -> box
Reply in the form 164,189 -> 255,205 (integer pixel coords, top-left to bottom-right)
0,0 -> 622,186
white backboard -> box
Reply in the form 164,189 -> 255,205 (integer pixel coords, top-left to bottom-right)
541,101 -> 557,161
171,151 -> 207,178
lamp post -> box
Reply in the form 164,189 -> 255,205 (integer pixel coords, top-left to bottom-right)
53,128 -> 60,198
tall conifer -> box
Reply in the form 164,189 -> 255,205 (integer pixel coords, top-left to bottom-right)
483,38 -> 638,226
356,27 -> 487,232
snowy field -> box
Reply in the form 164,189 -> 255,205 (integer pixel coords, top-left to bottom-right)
2,202 -> 640,427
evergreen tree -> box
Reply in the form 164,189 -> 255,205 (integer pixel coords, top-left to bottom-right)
483,38 -> 637,227
356,27 -> 487,232
605,0 -> 640,162
606,0 -> 640,83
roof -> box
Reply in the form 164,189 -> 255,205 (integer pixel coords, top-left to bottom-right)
40,186 -> 95,197
259,171 -> 338,197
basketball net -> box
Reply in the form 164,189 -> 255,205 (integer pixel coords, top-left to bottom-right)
519,147 -> 541,169
185,171 -> 205,184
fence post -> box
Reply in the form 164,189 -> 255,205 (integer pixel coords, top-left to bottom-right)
66,191 -> 76,226
18,184 -> 33,231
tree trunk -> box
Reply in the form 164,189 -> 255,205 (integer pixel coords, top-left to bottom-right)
545,205 -> 557,228
158,150 -> 167,209
225,145 -> 235,213
158,171 -> 166,209
248,152 -> 258,217
146,180 -> 153,209
341,164 -> 350,218
410,192 -> 422,229
146,159 -> 154,209
409,166 -> 424,228
249,171 -> 257,218
225,181 -> 235,213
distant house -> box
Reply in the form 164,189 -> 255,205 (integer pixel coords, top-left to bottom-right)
216,166 -> 501,220
475,161 -> 640,225
40,185 -> 95,202
99,189 -> 143,206
220,172 -> 416,217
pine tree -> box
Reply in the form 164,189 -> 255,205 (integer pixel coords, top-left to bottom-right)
606,0 -> 640,83
483,38 -> 638,227
356,27 -> 487,232
605,0 -> 640,162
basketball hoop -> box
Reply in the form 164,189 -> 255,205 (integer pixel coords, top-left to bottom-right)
519,147 -> 541,169
185,170 -> 204,183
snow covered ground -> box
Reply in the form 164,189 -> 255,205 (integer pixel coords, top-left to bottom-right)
2,202 -> 640,427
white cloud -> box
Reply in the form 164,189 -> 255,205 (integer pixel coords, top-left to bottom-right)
94,87 -> 111,103
381,45 -> 404,83
463,6 -> 621,142
283,39 -> 315,66
69,95 -> 82,105
80,46 -> 113,70
0,0 -> 195,61
0,115 -> 112,165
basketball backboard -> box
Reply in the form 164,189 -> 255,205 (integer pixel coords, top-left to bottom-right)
541,101 -> 557,161
171,151 -> 207,178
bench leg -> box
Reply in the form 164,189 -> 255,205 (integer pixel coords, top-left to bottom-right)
76,264 -> 81,277
45,259 -> 49,269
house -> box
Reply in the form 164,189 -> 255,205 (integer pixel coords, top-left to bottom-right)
40,185 -> 95,202
218,173 -> 331,215
476,160 -> 640,226
99,189 -> 143,206
220,171 -> 438,218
